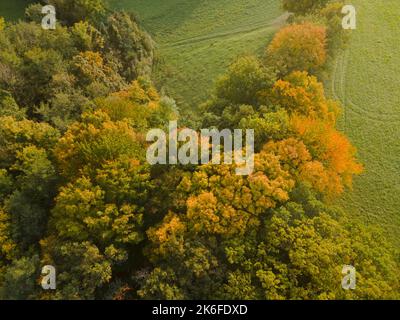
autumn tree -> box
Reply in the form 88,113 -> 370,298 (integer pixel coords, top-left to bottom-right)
0,116 -> 59,298
40,109 -> 151,298
267,22 -> 327,76
0,10 -> 154,130
72,50 -> 125,95
39,157 -> 151,299
288,1 -> 349,55
0,0 -> 398,301
0,255 -> 40,300
201,55 -> 283,151
39,79 -> 175,299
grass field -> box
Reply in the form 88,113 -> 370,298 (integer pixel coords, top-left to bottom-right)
108,0 -> 285,109
329,0 -> 400,244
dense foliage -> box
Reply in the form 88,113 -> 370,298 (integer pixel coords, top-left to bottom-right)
0,2 -> 154,130
282,0 -> 331,15
0,0 -> 398,300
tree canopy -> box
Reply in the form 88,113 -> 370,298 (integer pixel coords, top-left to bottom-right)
267,22 -> 327,76
0,0 -> 398,300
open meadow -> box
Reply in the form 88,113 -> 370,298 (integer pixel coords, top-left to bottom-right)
329,0 -> 400,244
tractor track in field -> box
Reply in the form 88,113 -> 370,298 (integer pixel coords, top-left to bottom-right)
331,49 -> 400,125
161,12 -> 290,49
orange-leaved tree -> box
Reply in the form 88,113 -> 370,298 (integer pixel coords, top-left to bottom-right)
267,22 -> 327,76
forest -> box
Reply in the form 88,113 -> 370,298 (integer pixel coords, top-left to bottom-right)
0,0 -> 399,300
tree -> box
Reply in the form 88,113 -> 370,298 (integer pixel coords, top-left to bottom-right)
0,117 -> 59,298
0,12 -> 154,129
0,22 -> 81,125
201,56 -> 279,145
140,179 -> 400,299
20,47 -> 65,108
140,152 -> 296,299
53,77 -> 175,180
40,240 -> 112,299
72,50 -> 125,93
267,22 -> 327,76
49,158 -> 152,254
290,115 -> 363,198
0,90 -> 26,120
46,0 -> 106,26
270,71 -> 340,121
95,78 -> 177,131
41,152 -> 149,299
39,79 -> 175,299
0,206 -> 16,277
70,21 -> 105,52
318,2 -> 350,52
215,56 -> 276,106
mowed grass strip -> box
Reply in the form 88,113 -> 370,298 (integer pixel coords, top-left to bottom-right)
329,0 -> 400,244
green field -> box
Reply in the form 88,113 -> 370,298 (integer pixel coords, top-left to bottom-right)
329,0 -> 400,244
108,0 -> 285,109
0,0 -> 30,20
